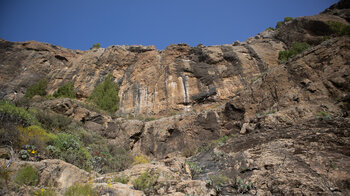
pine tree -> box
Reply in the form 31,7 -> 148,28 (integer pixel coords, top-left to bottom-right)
89,74 -> 119,113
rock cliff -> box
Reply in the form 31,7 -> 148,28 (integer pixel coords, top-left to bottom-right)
1,1 -> 350,195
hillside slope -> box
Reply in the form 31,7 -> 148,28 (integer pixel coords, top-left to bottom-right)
1,1 -> 350,195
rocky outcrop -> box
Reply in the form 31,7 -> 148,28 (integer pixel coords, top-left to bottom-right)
189,118 -> 350,195
274,14 -> 348,46
1,1 -> 350,195
0,158 -> 94,195
0,30 -> 284,117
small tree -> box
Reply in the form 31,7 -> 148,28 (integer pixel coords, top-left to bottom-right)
24,78 -> 48,98
278,42 -> 310,63
89,74 -> 119,113
275,17 -> 294,29
90,43 -> 101,50
53,82 -> 76,99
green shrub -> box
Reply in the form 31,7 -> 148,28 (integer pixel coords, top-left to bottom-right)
284,17 -> 294,22
64,183 -> 97,196
18,125 -> 56,146
89,143 -> 133,173
89,74 -> 120,113
275,21 -> 284,29
106,147 -> 133,172
53,82 -> 76,99
90,43 -> 101,50
25,78 -> 48,99
14,165 -> 39,186
316,111 -> 332,119
235,177 -> 254,193
32,109 -> 72,131
265,27 -> 274,31
328,21 -> 350,36
275,17 -> 294,29
0,100 -> 38,127
278,42 -> 310,63
132,170 -> 159,193
53,133 -> 85,153
186,161 -> 202,179
113,175 -> 129,184
52,133 -> 91,171
208,174 -> 229,192
133,155 -> 150,165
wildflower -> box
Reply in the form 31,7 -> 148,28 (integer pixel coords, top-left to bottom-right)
41,188 -> 45,192
31,149 -> 37,154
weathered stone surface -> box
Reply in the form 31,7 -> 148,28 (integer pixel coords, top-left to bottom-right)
274,14 -> 348,46
1,3 -> 350,195
0,32 -> 284,117
93,183 -> 145,196
236,37 -> 350,123
1,159 -> 93,190
189,118 -> 350,195
103,156 -> 216,195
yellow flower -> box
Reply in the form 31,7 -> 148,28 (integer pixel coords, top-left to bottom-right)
31,149 -> 37,154
41,188 -> 45,192
108,183 -> 113,189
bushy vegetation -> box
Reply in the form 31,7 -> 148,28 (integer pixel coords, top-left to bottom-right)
90,43 -> 101,50
316,111 -> 332,120
51,133 -> 92,171
18,125 -> 56,146
208,174 -> 229,192
275,17 -> 294,29
113,175 -> 129,184
235,177 -> 254,193
186,161 -> 202,179
0,81 -> 131,174
132,170 -> 159,194
133,155 -> 150,165
25,78 -> 48,98
53,82 -> 76,99
328,21 -> 350,36
89,141 -> 133,173
32,109 -> 72,132
64,183 -> 97,196
89,74 -> 120,113
265,27 -> 274,31
0,100 -> 38,127
284,17 -> 294,22
14,165 -> 39,186
197,134 -> 234,153
278,42 -> 310,63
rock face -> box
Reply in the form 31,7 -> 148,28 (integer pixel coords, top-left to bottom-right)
0,31 -> 284,117
1,1 -> 350,195
189,118 -> 350,195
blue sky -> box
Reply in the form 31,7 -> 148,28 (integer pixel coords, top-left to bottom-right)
0,0 -> 338,50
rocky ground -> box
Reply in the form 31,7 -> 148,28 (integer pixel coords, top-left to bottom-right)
1,0 -> 350,195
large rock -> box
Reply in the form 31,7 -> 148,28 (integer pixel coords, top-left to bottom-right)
274,14 -> 349,46
189,118 -> 350,195
0,33 -> 283,117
